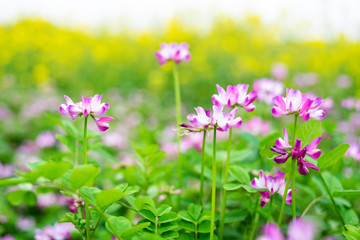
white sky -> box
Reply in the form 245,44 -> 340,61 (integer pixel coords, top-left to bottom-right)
1,0 -> 360,39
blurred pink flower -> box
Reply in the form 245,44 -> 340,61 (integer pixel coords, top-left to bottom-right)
16,216 -> 35,231
37,193 -> 58,209
60,94 -> 114,132
181,132 -> 203,152
258,219 -> 317,240
155,42 -> 191,65
0,105 -> 13,120
0,235 -> 15,240
35,222 -> 74,240
252,170 -> 293,207
0,163 -> 14,178
271,63 -> 288,81
294,73 -> 318,86
36,131 -> 56,149
253,78 -> 284,104
346,142 -> 360,162
242,117 -> 270,136
336,75 -> 352,88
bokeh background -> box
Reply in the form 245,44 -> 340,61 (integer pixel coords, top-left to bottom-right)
1,1 -> 360,239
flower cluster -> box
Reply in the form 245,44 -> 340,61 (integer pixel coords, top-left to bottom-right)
272,88 -> 325,121
154,42 -> 191,65
271,128 -> 322,175
180,105 -> 242,134
60,94 -> 114,131
34,222 -> 74,240
212,84 -> 257,111
251,171 -> 294,207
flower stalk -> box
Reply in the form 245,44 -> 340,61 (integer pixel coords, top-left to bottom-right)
173,64 -> 183,209
219,128 -> 233,240
210,127 -> 217,240
83,116 -> 91,239
199,131 -> 207,205
291,114 -> 298,219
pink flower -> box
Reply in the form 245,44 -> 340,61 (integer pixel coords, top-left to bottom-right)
154,42 -> 191,65
253,78 -> 284,104
35,222 -> 74,240
59,94 -> 114,132
336,75 -> 352,88
211,105 -> 242,132
257,219 -> 317,240
180,107 -> 212,133
294,73 -> 318,86
270,128 -> 292,164
345,142 -> 360,162
292,138 -> 321,175
271,63 -> 288,81
212,84 -> 257,112
36,131 -> 56,149
0,235 -> 15,240
272,88 -> 325,121
16,216 -> 35,231
252,171 -> 293,207
271,130 -> 322,175
242,117 -> 270,136
0,163 -> 14,178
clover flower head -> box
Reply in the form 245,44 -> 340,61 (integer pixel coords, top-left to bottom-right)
251,170 -> 294,207
272,88 -> 325,121
212,84 -> 257,112
154,42 -> 191,65
59,94 -> 114,132
211,105 -> 242,132
180,106 -> 212,134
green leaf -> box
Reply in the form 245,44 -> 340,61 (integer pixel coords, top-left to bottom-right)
95,189 -> 126,210
229,165 -> 250,184
158,222 -> 178,233
38,161 -> 72,181
333,190 -> 360,197
178,211 -> 194,223
223,183 -> 257,193
224,209 -> 248,223
158,212 -> 178,224
105,216 -> 132,236
0,177 -> 26,187
322,172 -> 343,194
198,221 -> 212,233
187,204 -> 202,222
296,119 -> 322,146
259,140 -> 277,160
139,209 -> 156,222
178,220 -> 195,232
7,190 -> 37,206
344,209 -> 359,225
160,230 -> 179,239
179,233 -> 195,240
56,134 -> 76,152
70,165 -> 100,189
79,186 -> 101,206
259,132 -> 281,147
317,144 -> 350,170
121,222 -> 150,238
344,225 -> 360,240
157,205 -> 172,216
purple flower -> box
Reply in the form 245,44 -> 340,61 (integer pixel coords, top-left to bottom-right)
292,138 -> 321,175
336,74 -> 352,88
253,78 -> 284,105
212,84 -> 257,111
294,73 -> 318,87
59,94 -> 114,132
270,128 -> 292,164
346,142 -> 360,162
271,130 -> 322,175
35,222 -> 74,240
0,235 -> 15,240
211,105 -> 242,132
251,171 -> 293,207
154,42 -> 191,65
271,63 -> 288,81
16,216 -> 35,231
257,218 -> 317,240
0,163 -> 14,178
272,88 -> 325,121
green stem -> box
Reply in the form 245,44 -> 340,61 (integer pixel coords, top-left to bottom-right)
277,159 -> 296,226
318,172 -> 346,228
291,115 -> 298,219
75,140 -> 79,167
210,127 -> 217,240
219,129 -> 233,240
301,196 -> 324,218
199,131 -> 207,205
249,200 -> 260,240
83,117 -> 91,240
268,196 -> 273,223
173,64 -> 182,209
